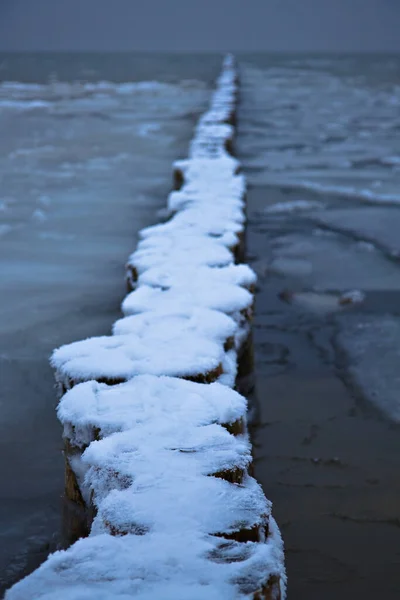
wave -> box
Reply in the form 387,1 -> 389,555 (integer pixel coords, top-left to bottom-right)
0,80 -> 187,112
0,99 -> 51,110
242,62 -> 400,207
0,80 -> 181,97
268,178 -> 400,205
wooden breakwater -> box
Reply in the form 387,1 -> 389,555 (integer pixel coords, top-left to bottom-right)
6,55 -> 286,600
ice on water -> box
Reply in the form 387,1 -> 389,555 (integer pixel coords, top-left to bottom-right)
240,56 -> 400,203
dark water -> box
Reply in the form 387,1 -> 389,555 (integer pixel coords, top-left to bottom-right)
0,52 -> 222,84
238,55 -> 400,599
245,188 -> 400,600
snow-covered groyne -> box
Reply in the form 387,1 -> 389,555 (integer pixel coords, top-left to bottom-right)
6,55 -> 286,600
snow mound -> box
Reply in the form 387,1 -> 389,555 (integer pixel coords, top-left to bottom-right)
169,173 -> 246,211
112,308 -> 237,344
139,203 -> 245,241
51,331 -> 225,388
137,263 -> 256,293
58,376 -> 248,449
122,283 -> 253,322
6,522 -> 286,600
126,233 -> 234,276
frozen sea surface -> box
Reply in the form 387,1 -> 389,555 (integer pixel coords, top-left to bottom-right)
238,54 -> 400,421
238,54 -> 400,203
0,53 -> 221,592
238,55 -> 400,600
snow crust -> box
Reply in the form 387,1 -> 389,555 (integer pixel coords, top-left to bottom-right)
7,521 -> 285,600
136,263 -> 256,293
51,330 -> 225,385
127,234 -> 234,274
58,376 -> 248,449
122,282 -> 253,321
139,204 -> 245,242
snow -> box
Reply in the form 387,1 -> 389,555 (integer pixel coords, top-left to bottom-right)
6,520 -> 285,600
58,376 -> 248,449
51,331 -> 225,387
218,349 -> 239,389
189,123 -> 235,158
167,184 -> 246,214
172,155 -> 241,189
170,170 -> 245,202
126,234 -> 234,275
136,264 -> 257,293
78,387 -> 258,537
121,283 -> 253,322
112,308 -> 237,344
139,204 -> 245,241
89,469 -> 267,538
6,54 -> 286,600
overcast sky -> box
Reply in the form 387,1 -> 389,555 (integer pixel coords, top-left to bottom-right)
1,0 -> 399,52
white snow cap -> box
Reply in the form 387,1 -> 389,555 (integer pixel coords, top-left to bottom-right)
58,376 -> 248,448
137,263 -> 256,292
122,283 -> 253,320
189,123 -> 235,159
51,330 -> 225,386
173,155 -> 241,187
6,522 -> 286,600
113,308 -> 237,343
139,203 -> 245,240
89,467 -> 268,538
126,233 -> 234,274
167,184 -> 246,213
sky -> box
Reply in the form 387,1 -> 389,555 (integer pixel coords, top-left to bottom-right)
0,0 -> 399,52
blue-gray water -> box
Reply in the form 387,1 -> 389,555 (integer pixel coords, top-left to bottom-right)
0,52 -> 224,84
1,52 -> 400,597
0,52 -> 221,594
238,53 -> 400,203
238,54 -> 400,600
